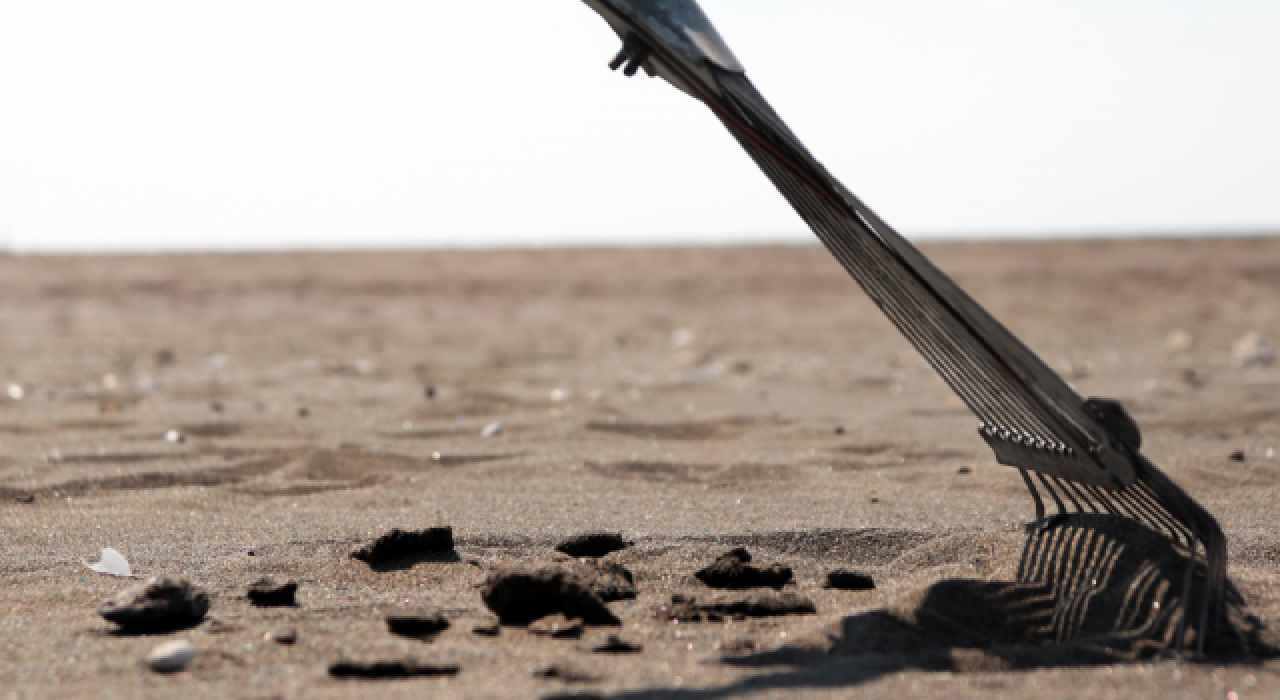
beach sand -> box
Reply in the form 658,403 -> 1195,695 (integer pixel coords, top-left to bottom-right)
1,239 -> 1278,698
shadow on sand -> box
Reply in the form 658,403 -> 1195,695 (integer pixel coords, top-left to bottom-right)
558,514 -> 1276,700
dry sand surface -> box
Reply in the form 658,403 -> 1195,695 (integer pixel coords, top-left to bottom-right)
2,239 -> 1279,698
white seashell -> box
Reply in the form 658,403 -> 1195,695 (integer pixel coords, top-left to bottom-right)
146,640 -> 194,673
1233,331 -> 1275,368
84,547 -> 133,578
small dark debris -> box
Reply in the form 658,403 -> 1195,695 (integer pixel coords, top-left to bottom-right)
659,592 -> 815,621
533,664 -> 599,683
870,497 -> 881,504
328,660 -> 459,679
824,569 -> 875,591
1230,450 -> 1246,462
386,612 -> 450,638
265,628 -> 297,645
719,638 -> 756,655
1182,368 -> 1207,388
472,621 -> 501,637
297,407 -> 310,418
155,348 -> 176,367
554,533 -> 631,558
590,634 -> 643,654
695,549 -> 792,590
247,578 -> 297,607
205,619 -> 242,635
529,613 -> 584,639
957,466 -> 972,475
574,560 -> 636,602
425,386 -> 436,399
351,527 -> 455,564
481,566 -> 620,626
100,577 -> 210,632
834,425 -> 845,435
246,550 -> 255,556
210,401 -> 224,413
15,494 -> 35,504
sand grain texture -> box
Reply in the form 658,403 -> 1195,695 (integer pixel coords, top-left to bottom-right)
2,241 -> 1279,698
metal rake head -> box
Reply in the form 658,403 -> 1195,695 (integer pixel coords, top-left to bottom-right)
581,0 -> 1226,655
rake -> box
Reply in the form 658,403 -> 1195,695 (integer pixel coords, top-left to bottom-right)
581,0 -> 1225,654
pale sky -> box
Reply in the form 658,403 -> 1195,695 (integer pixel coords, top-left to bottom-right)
1,1 -> 1277,251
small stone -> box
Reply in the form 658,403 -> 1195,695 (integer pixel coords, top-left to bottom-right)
695,549 -> 792,590
957,466 -> 972,475
210,401 -> 223,413
425,386 -> 436,399
481,422 -> 503,438
386,612 -> 450,638
350,527 -> 455,564
1233,331 -> 1275,368
155,348 -> 176,367
297,407 -> 310,418
824,569 -> 875,591
100,577 -> 210,632
549,388 -> 570,402
481,566 -> 619,626
328,660 -> 459,679
164,429 -> 185,444
590,634 -> 643,654
146,639 -> 194,673
554,533 -> 631,558
264,628 -> 297,645
529,613 -> 584,639
246,578 -> 298,607
6,383 -> 23,401
1230,450 -> 1246,462
15,493 -> 35,504
834,425 -> 845,435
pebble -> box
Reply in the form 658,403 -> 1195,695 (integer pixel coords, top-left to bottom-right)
100,577 -> 210,632
164,430 -> 185,444
554,532 -> 631,558
6,383 -> 23,400
350,527 -> 455,564
146,639 -> 194,673
246,578 -> 298,607
386,611 -> 450,638
1233,331 -> 1275,368
264,628 -> 298,645
481,422 -> 503,438
824,569 -> 876,590
481,566 -> 620,625
695,548 -> 793,590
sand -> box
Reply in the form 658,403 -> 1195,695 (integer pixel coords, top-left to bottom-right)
1,239 -> 1278,698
